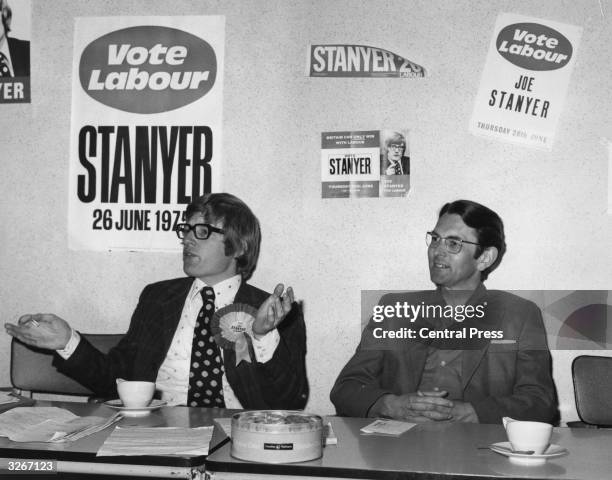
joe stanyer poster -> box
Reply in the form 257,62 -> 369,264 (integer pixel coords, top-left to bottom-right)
68,16 -> 224,251
321,129 -> 410,198
469,13 -> 582,151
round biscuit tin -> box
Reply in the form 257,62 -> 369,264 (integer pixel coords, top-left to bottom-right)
231,410 -> 323,463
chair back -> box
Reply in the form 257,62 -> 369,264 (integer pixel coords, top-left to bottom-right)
572,355 -> 612,426
10,334 -> 123,396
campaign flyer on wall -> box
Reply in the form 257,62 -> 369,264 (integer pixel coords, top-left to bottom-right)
321,129 -> 410,198
67,16 -> 224,251
306,44 -> 426,78
469,13 -> 582,151
0,0 -> 31,103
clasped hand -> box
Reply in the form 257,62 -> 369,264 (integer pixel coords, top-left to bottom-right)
375,390 -> 454,422
5,313 -> 72,350
252,284 -> 295,337
374,391 -> 477,423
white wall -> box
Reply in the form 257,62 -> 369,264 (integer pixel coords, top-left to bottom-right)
1,0 -> 611,423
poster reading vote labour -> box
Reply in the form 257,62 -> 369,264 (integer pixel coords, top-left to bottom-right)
321,129 -> 410,198
469,13 -> 582,150
68,16 -> 224,251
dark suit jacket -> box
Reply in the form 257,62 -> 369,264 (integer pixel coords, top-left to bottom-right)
7,37 -> 29,77
54,278 -> 309,410
381,156 -> 410,175
330,285 -> 558,424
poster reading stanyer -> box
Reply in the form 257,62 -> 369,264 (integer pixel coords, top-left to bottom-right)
469,13 -> 582,151
68,16 -> 224,251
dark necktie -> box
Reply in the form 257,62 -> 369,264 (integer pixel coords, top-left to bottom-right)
187,286 -> 225,407
394,161 -> 402,175
0,52 -> 11,77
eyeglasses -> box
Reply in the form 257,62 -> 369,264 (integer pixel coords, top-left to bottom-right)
175,223 -> 225,240
425,231 -> 480,254
388,143 -> 405,151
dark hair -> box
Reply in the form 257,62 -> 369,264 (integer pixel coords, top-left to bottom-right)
185,193 -> 261,280
438,200 -> 506,281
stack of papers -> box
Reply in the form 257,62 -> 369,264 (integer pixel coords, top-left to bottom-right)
0,407 -> 121,442
360,419 -> 416,436
97,426 -> 214,456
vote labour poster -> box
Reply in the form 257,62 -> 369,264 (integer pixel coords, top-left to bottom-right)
469,13 -> 582,150
68,16 -> 224,251
307,45 -> 426,78
321,129 -> 410,198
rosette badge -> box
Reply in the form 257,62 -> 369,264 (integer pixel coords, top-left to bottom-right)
211,304 -> 258,365
79,26 -> 217,113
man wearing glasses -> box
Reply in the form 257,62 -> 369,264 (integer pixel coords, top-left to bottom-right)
6,193 -> 308,410
331,199 -> 557,424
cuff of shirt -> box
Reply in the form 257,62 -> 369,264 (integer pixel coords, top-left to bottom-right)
56,329 -> 81,359
250,328 -> 280,363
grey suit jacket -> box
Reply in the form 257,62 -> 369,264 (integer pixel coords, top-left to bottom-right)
330,285 -> 558,424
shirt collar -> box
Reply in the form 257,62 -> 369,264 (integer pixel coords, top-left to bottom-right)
189,274 -> 242,307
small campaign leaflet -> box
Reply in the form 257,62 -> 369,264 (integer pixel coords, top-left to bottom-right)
321,129 -> 410,199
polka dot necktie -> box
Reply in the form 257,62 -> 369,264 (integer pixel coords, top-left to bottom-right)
187,286 -> 225,407
0,52 -> 11,77
394,162 -> 402,175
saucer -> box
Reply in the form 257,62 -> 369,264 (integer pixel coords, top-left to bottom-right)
490,442 -> 567,465
103,399 -> 166,416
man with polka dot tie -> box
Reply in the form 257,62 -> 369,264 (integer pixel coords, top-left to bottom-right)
6,193 -> 308,410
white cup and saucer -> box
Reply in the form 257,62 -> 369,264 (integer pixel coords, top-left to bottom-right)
103,379 -> 166,416
488,417 -> 567,465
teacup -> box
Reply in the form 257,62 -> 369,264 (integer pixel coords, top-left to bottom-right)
116,379 -> 155,408
503,417 -> 552,455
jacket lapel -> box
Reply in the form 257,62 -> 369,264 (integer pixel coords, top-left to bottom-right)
159,278 -> 193,354
461,285 -> 503,390
233,281 -> 259,306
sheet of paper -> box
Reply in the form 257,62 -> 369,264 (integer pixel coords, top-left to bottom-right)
97,426 -> 214,456
360,419 -> 416,436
